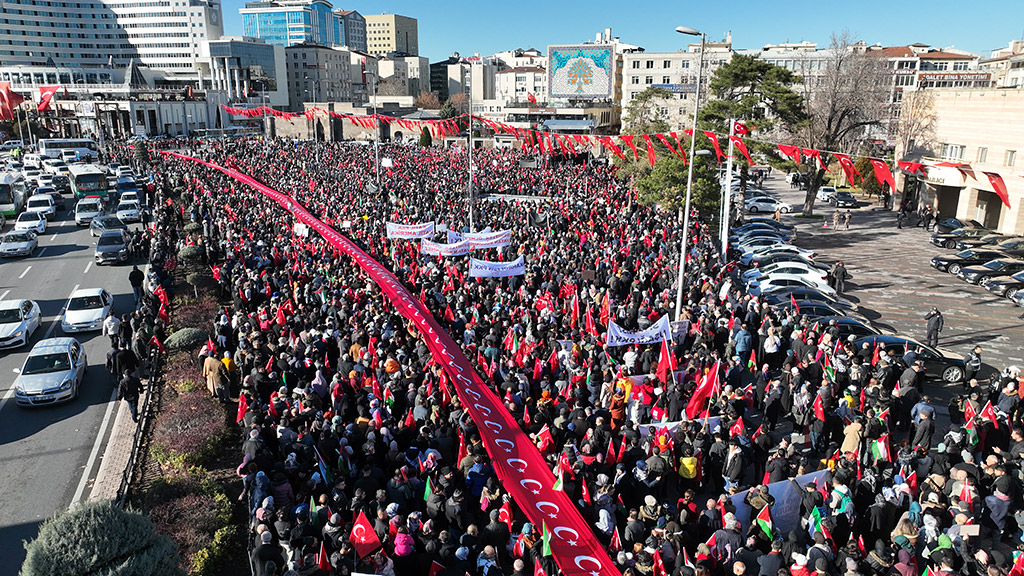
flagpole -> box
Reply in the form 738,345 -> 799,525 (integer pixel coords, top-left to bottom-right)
721,119 -> 736,255
674,28 -> 705,321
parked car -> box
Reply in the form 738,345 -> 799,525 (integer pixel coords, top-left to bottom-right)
740,244 -> 817,266
745,217 -> 795,231
816,186 -> 837,202
957,233 -> 1022,249
732,222 -> 796,238
13,337 -> 87,406
930,249 -> 1006,274
763,287 -> 855,311
745,197 -> 792,214
89,215 -> 127,237
981,270 -> 1024,299
745,252 -> 825,271
94,230 -> 130,265
1010,289 -> 1024,308
930,227 -> 991,249
956,258 -> 1024,285
853,335 -> 965,382
831,191 -> 858,208
934,218 -> 984,234
807,316 -> 883,339
747,274 -> 837,297
741,262 -> 828,284
0,230 -> 38,258
14,211 -> 47,233
0,299 -> 42,348
61,288 -> 113,333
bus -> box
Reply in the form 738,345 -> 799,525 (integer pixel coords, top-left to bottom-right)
38,139 -> 99,162
0,172 -> 27,216
68,164 -> 109,200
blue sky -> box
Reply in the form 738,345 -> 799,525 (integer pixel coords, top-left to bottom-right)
222,0 -> 1024,62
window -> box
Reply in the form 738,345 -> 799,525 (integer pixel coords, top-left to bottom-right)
645,60 -> 653,69
631,60 -> 639,69
941,143 -> 965,161
953,61 -> 969,71
1007,150 -> 1017,167
630,76 -> 639,85
895,75 -> 914,87
645,76 -> 653,84
977,147 -> 987,163
663,60 -> 671,68
679,61 -> 689,69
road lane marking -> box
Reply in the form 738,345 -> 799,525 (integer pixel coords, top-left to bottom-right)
83,261 -> 92,274
0,290 -> 9,301
19,266 -> 31,279
50,234 -> 57,242
44,283 -> 79,340
0,387 -> 15,415
37,247 -> 47,257
70,388 -> 119,507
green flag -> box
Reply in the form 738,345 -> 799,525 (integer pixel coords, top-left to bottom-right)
552,469 -> 564,492
541,521 -> 552,556
310,495 -> 319,528
423,477 -> 433,502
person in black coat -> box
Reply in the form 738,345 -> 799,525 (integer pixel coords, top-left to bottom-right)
911,409 -> 935,450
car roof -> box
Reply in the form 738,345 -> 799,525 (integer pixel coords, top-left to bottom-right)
69,288 -> 105,298
853,335 -> 922,347
98,230 -> 126,238
0,299 -> 28,310
29,337 -> 77,354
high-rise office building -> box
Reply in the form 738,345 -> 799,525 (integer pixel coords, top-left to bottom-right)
0,0 -> 129,67
333,10 -> 366,52
363,13 -> 417,57
105,0 -> 224,76
240,0 -> 336,46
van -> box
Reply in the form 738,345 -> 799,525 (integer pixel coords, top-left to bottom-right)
60,149 -> 79,163
23,154 -> 43,170
1,140 -> 23,151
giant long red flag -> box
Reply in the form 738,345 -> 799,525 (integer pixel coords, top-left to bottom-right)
161,151 -> 621,576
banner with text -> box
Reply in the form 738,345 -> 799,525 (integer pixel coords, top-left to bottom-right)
160,152 -> 621,576
421,238 -> 473,257
386,221 -> 435,239
729,469 -> 830,536
606,315 -> 673,347
469,255 -> 526,278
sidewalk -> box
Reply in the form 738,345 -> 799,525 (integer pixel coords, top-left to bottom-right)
89,385 -> 150,502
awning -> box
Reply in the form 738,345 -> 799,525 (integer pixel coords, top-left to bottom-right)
542,119 -> 594,130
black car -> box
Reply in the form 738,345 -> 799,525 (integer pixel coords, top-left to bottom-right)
807,316 -> 881,339
852,335 -> 965,382
830,191 -> 858,208
994,237 -> 1024,252
744,217 -> 795,232
51,174 -> 71,195
956,258 -> 1024,285
930,248 -> 1006,274
930,227 -> 991,249
762,287 -> 854,310
956,233 -> 1022,250
935,218 -> 985,234
981,270 -> 1024,299
94,230 -> 129,265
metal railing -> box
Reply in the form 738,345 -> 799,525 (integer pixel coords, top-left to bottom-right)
114,346 -> 163,506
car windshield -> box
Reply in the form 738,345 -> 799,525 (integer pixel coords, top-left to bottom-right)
28,199 -> 50,208
68,295 -> 103,310
1011,271 -> 1024,281
17,213 -> 40,222
78,203 -> 101,213
3,233 -> 33,244
97,235 -> 123,246
118,202 -> 138,210
0,308 -> 21,323
984,260 -> 1009,270
22,352 -> 71,375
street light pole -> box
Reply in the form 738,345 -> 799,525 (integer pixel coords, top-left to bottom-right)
674,26 -> 705,321
720,118 -> 736,254
467,70 -> 474,232
370,71 -> 380,189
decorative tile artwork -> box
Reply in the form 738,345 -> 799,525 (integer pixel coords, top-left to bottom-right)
547,45 -> 613,100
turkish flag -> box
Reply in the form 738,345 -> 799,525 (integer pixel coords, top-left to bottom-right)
982,172 -> 1012,209
656,336 -> 675,384
428,561 -> 445,576
869,159 -> 896,191
498,500 -> 513,531
813,394 -> 825,421
38,85 -> 61,112
685,361 -> 721,419
0,82 -> 25,120
702,131 -> 726,162
157,303 -> 170,323
834,153 -> 862,185
980,400 -> 1000,428
733,121 -> 750,135
778,144 -> 801,164
729,416 -> 745,437
619,134 -> 639,161
348,510 -> 382,558
236,394 -> 248,423
148,336 -> 166,353
790,294 -> 799,314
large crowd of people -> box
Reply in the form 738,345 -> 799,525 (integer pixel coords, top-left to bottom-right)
121,137 -> 1024,576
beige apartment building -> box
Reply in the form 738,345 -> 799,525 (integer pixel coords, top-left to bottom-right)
364,13 -> 418,57
898,88 -> 1023,234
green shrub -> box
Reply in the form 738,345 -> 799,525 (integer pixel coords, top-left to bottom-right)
177,245 -> 204,262
151,388 -> 228,467
146,469 -> 231,572
190,525 -> 236,576
22,499 -> 185,576
183,222 -> 203,235
165,328 -> 209,352
186,272 -> 214,289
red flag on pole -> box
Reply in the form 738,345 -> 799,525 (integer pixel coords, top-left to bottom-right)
656,336 -> 675,384
235,394 -> 249,423
813,394 -> 825,421
348,510 -> 382,557
982,172 -> 1012,208
148,336 -> 166,353
157,303 -> 170,323
685,361 -> 721,419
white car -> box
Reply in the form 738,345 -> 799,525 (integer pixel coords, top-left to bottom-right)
42,158 -> 68,175
36,173 -> 55,188
745,197 -> 792,214
0,299 -> 42,348
816,186 -> 837,202
742,263 -> 829,284
61,288 -> 113,333
22,169 -> 43,186
116,167 -> 137,179
747,273 -> 837,297
13,337 -> 87,406
26,194 -> 56,220
736,237 -> 790,254
23,154 -> 43,170
119,191 -> 141,205
75,198 -> 104,226
116,200 -> 141,222
14,211 -> 47,233
0,230 -> 39,258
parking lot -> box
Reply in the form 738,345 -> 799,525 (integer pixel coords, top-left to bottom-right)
754,175 -> 1024,382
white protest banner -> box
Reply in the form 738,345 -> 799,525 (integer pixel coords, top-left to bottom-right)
729,469 -> 829,536
465,230 -> 512,250
606,315 -> 673,347
421,238 -> 472,257
293,222 -> 309,237
468,255 -> 525,277
447,230 -> 463,244
386,221 -> 434,239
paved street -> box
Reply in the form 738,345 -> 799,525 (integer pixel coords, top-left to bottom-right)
0,207 -> 136,574
760,175 -> 1024,379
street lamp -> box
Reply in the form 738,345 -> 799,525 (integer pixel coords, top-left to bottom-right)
674,25 -> 706,322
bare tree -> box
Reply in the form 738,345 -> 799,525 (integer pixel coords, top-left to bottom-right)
798,31 -> 889,214
896,90 -> 937,160
376,76 -> 407,97
414,92 -> 441,110
448,92 -> 469,114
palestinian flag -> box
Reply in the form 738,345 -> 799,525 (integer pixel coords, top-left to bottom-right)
310,495 -> 319,528
423,476 -> 433,501
747,349 -> 756,371
871,434 -> 890,462
552,468 -> 564,492
755,505 -> 773,539
541,521 -> 553,556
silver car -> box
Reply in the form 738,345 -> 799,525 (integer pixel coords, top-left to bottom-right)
0,299 -> 42,349
94,230 -> 129,265
14,337 -> 87,406
0,230 -> 38,258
